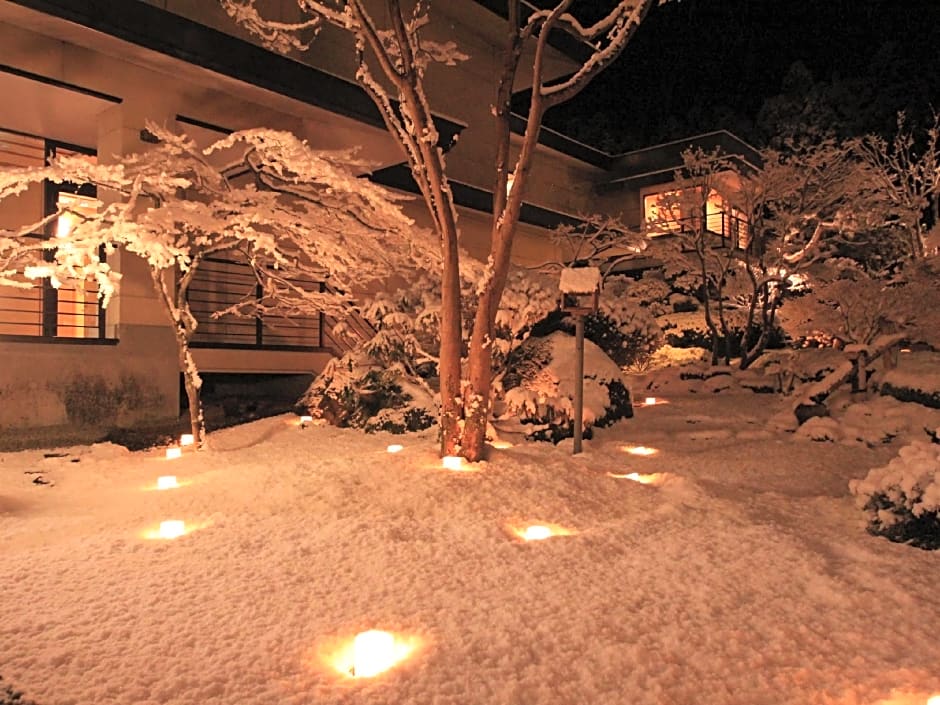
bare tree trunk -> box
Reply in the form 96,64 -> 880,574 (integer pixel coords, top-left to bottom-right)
175,326 -> 207,447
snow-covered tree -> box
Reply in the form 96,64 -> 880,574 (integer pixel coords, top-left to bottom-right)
222,0 -> 661,461
851,113 -> 940,259
0,124 -> 431,447
653,141 -> 895,368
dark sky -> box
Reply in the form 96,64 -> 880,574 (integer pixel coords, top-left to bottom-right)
540,0 -> 940,151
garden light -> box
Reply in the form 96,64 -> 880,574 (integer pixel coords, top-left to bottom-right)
156,475 -> 179,490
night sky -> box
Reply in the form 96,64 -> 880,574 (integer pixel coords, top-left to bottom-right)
540,0 -> 940,151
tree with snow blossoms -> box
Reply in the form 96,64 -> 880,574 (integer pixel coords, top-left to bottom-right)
0,124 -> 433,447
222,0 -> 662,461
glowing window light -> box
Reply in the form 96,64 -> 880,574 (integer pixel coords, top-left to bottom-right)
623,445 -> 658,456
156,475 -> 178,490
387,444 -> 404,453
180,433 -> 195,447
158,520 -> 185,539
165,446 -> 182,460
442,456 -> 463,471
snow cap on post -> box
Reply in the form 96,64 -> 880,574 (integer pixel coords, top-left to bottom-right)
559,266 -> 601,315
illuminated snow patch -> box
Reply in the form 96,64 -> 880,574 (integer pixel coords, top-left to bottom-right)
489,440 -> 513,449
325,630 -> 421,679
165,446 -> 182,460
508,523 -> 576,542
156,475 -> 178,490
622,445 -> 659,456
180,433 -> 195,447
607,471 -> 666,485
158,520 -> 185,539
387,444 -> 404,453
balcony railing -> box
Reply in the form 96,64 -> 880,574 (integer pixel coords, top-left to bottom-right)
187,256 -> 324,350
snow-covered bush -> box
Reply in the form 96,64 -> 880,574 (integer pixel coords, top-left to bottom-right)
850,431 -> 940,549
0,676 -> 37,705
500,331 -> 633,443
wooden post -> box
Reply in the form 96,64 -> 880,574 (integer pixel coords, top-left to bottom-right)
573,315 -> 585,455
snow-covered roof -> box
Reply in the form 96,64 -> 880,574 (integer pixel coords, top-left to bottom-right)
559,266 -> 601,294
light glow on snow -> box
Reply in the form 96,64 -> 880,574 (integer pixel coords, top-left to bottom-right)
299,415 -> 313,428
607,471 -> 665,485
489,440 -> 513,449
156,475 -> 178,490
387,444 -> 404,453
644,397 -> 657,405
158,520 -> 185,540
165,447 -> 182,460
324,630 -> 421,679
509,523 -> 576,542
926,695 -> 940,705
180,434 -> 195,447
442,456 -> 463,471
622,445 -> 659,456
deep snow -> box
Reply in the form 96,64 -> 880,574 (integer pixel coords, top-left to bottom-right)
2,384 -> 939,705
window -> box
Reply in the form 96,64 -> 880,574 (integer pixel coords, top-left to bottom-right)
0,129 -> 107,341
643,186 -> 749,248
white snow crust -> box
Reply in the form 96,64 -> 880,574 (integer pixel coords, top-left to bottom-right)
2,385 -> 940,705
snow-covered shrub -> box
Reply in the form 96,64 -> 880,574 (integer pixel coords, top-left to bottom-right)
300,353 -> 436,434
0,676 -> 37,705
500,331 -> 633,443
850,432 -> 940,549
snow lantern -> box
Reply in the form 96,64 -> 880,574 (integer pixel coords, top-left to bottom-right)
623,445 -> 659,456
644,397 -> 657,406
156,475 -> 179,490
165,446 -> 182,460
180,433 -> 195,447
387,444 -> 404,453
442,455 -> 463,471
299,414 -> 313,428
521,525 -> 553,541
559,265 -> 601,315
158,520 -> 186,539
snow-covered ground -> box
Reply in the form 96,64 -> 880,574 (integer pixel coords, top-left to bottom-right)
2,385 -> 940,705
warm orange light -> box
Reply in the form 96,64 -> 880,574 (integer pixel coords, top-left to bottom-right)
901,348 -> 912,353
324,630 -> 420,678
607,471 -> 664,485
509,522 -> 575,542
180,433 -> 195,447
387,444 -> 404,453
165,446 -> 182,460
927,696 -> 940,705
623,445 -> 659,456
158,520 -> 185,539
299,415 -> 313,428
442,456 -> 463,471
644,396 -> 657,405
489,440 -> 513,449
157,475 -> 179,490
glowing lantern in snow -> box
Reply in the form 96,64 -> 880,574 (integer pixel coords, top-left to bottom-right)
442,456 -> 463,471
509,522 -> 575,542
165,446 -> 182,460
490,440 -> 513,449
158,520 -> 185,539
387,444 -> 404,453
156,475 -> 178,490
522,525 -> 553,541
644,397 -> 657,405
607,471 -> 663,485
927,696 -> 940,705
623,445 -> 658,456
323,630 -> 420,678
299,414 -> 313,428
180,433 -> 195,447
